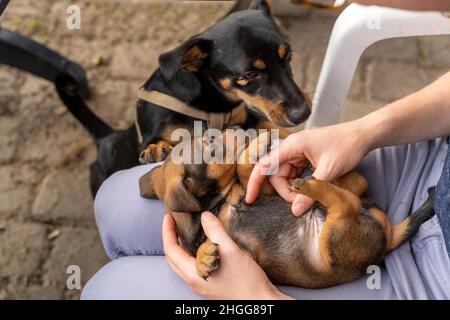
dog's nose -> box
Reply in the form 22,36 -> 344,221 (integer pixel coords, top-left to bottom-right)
285,103 -> 311,125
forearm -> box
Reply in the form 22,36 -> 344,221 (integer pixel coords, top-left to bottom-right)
350,0 -> 450,11
355,71 -> 450,152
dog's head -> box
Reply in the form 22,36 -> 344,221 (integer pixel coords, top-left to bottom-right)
139,131 -> 244,213
158,0 -> 311,127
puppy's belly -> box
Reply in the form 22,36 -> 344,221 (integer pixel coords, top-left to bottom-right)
226,196 -> 328,287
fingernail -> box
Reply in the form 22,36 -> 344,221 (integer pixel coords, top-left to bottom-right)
260,157 -> 271,168
201,211 -> 214,223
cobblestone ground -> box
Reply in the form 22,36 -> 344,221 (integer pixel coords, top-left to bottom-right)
0,0 -> 449,299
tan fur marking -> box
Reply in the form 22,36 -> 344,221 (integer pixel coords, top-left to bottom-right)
278,44 -> 287,59
182,46 -> 207,72
369,206 -> 410,253
234,89 -> 290,125
219,78 -> 232,90
161,124 -> 193,144
334,171 -> 368,197
196,240 -> 220,280
218,184 -> 245,230
237,132 -> 275,195
228,105 -> 248,127
368,207 -> 394,253
253,59 -> 266,70
236,78 -> 249,86
254,120 -> 291,138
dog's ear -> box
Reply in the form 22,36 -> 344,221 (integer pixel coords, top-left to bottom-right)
139,167 -> 163,199
249,0 -> 272,16
158,37 -> 212,82
166,177 -> 202,212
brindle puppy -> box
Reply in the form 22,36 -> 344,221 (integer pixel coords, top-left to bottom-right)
139,132 -> 435,288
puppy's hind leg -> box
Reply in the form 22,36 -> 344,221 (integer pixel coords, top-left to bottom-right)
289,177 -> 362,272
334,171 -> 368,197
289,177 -> 361,218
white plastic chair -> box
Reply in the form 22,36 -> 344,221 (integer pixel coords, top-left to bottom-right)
306,3 -> 450,129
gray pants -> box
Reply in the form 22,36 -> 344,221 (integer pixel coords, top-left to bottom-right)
81,139 -> 450,299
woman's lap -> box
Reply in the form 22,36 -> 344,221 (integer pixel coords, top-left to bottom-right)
83,139 -> 450,300
81,256 -> 396,300
94,163 -> 165,258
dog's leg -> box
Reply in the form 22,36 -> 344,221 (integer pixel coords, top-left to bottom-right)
196,240 -> 220,280
289,177 -> 362,271
289,177 -> 361,218
139,139 -> 173,164
334,171 -> 368,197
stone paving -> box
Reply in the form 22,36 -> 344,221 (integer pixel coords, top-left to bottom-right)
0,0 -> 448,299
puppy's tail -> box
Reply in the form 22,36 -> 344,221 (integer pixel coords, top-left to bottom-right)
55,73 -> 113,139
387,187 -> 436,252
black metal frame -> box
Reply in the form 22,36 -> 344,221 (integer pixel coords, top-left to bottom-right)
0,0 -> 90,98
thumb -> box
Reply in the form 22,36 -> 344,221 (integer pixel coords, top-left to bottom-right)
310,160 -> 334,182
291,194 -> 314,217
201,211 -> 237,248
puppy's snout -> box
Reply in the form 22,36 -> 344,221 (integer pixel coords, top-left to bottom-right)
284,102 -> 311,125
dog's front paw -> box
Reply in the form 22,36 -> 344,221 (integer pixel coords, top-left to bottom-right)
139,140 -> 173,164
196,242 -> 220,281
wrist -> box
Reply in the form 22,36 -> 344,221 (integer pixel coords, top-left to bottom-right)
352,112 -> 389,154
340,119 -> 374,158
259,284 -> 294,300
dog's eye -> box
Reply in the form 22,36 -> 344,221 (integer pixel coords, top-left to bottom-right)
235,71 -> 260,86
243,71 -> 260,80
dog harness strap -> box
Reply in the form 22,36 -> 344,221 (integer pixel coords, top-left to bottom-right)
136,88 -> 245,132
137,88 -> 210,121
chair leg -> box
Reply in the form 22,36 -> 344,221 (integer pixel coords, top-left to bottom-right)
0,27 -> 91,98
306,3 -> 450,129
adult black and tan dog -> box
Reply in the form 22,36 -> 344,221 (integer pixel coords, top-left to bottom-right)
55,0 -> 311,195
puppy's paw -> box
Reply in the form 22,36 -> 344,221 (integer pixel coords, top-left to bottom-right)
139,140 -> 173,164
196,242 -> 220,281
288,176 -> 316,192
242,131 -> 272,164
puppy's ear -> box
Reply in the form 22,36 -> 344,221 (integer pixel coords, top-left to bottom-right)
166,177 -> 202,212
249,0 -> 272,16
139,167 -> 163,199
158,37 -> 212,82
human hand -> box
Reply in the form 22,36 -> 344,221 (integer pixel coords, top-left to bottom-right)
246,122 -> 370,216
162,212 -> 293,300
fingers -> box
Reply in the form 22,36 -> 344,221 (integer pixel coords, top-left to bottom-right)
200,212 -> 238,250
162,214 -> 197,277
291,194 -> 315,216
311,160 -> 334,181
268,163 -> 303,203
245,162 -> 269,204
246,136 -> 304,204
